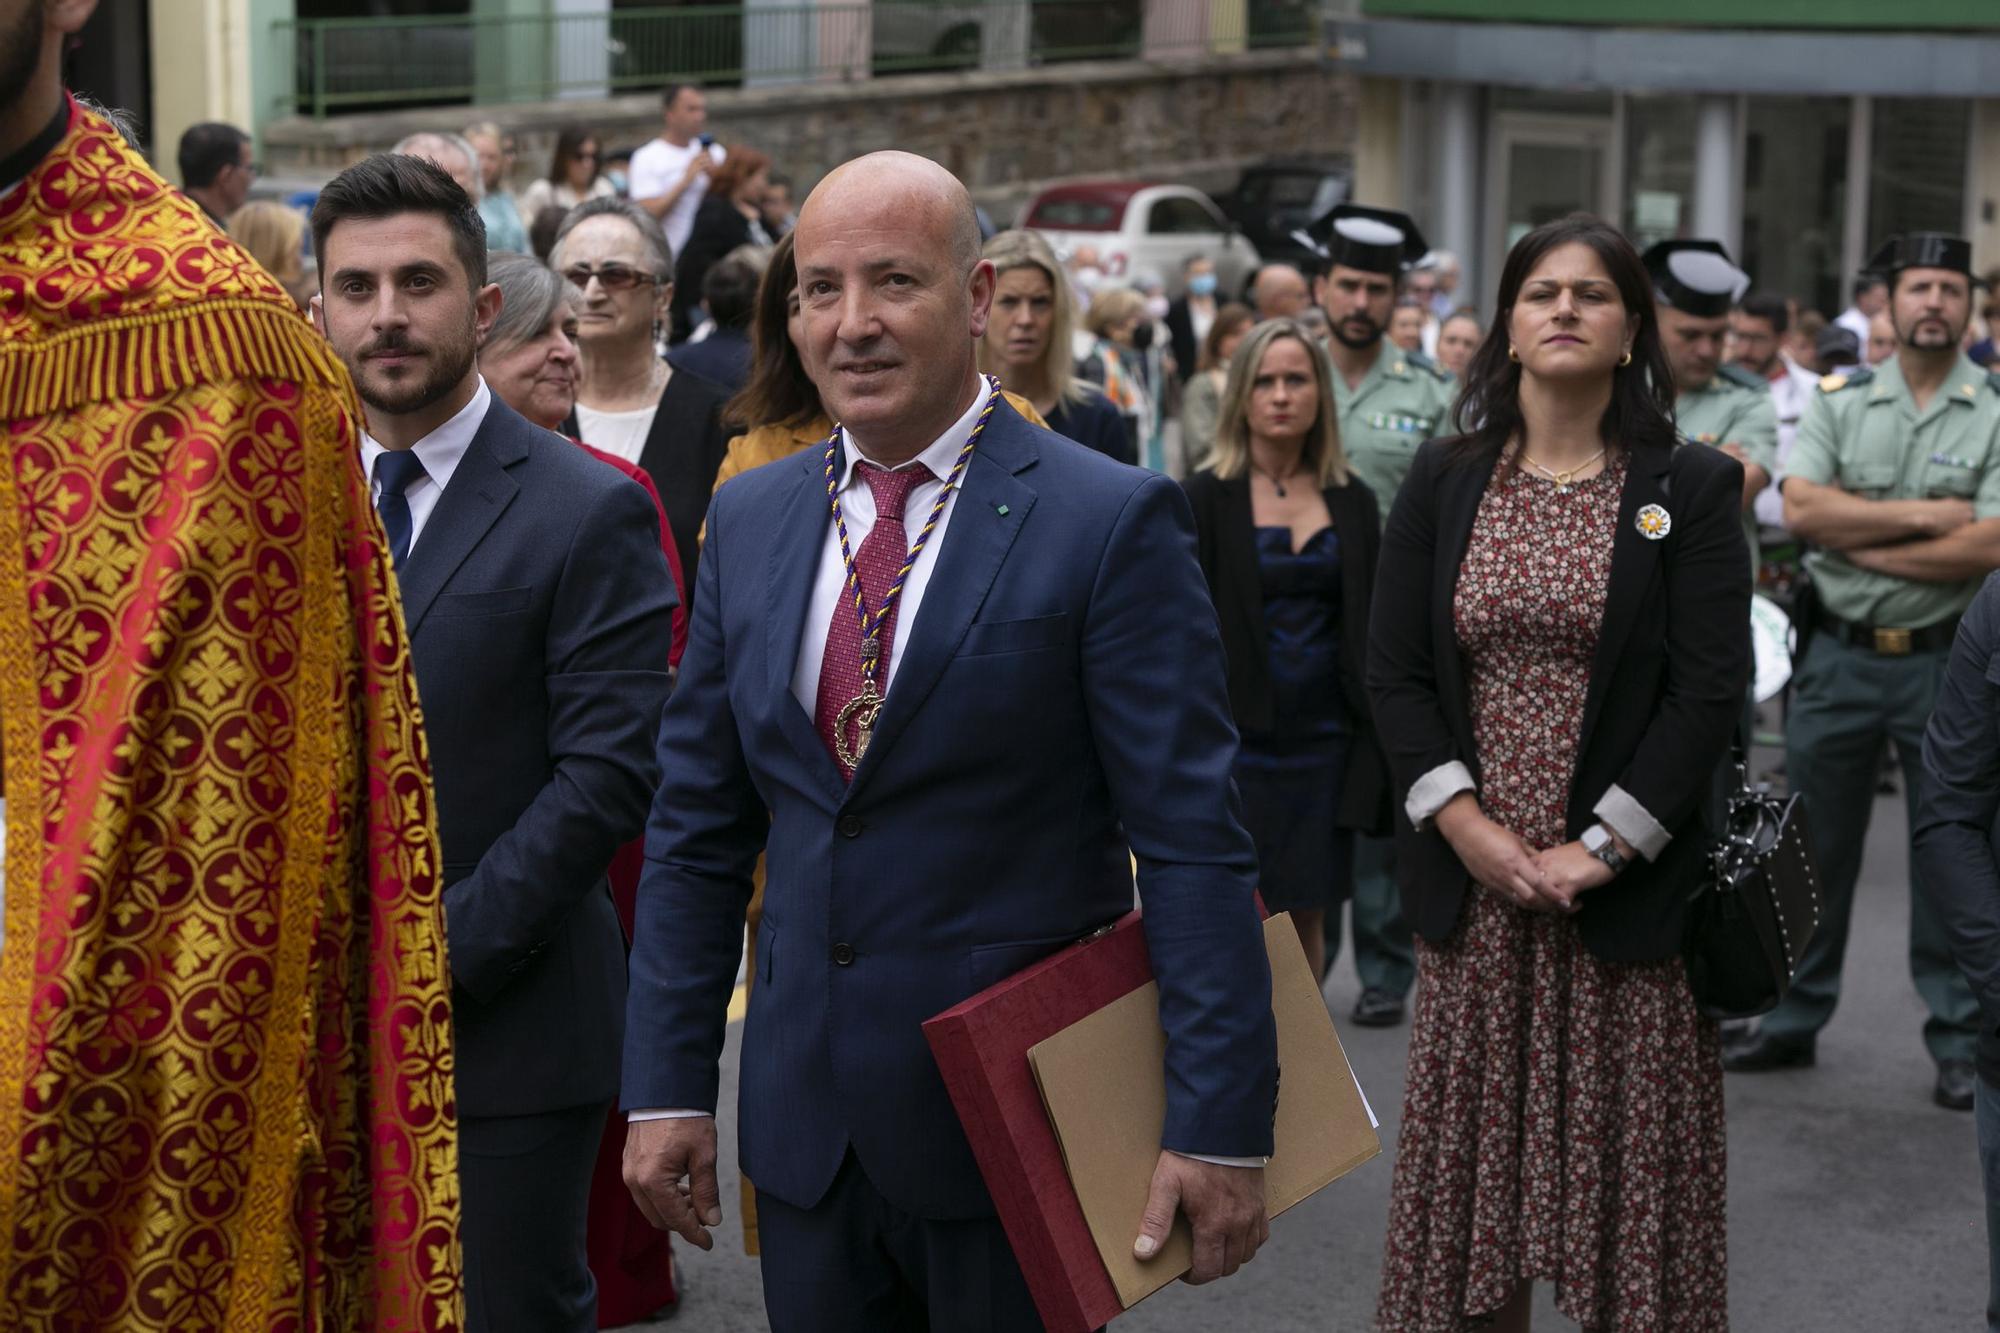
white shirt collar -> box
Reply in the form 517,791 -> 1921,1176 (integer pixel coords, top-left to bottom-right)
360,377 -> 493,493
836,380 -> 989,492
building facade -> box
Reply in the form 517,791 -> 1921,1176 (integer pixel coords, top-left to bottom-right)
1331,1 -> 2000,314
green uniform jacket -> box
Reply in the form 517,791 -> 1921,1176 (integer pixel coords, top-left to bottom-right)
1335,344 -> 1455,522
1784,355 -> 2000,628
1677,362 -> 1779,569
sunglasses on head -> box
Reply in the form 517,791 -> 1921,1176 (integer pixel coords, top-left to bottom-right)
563,264 -> 659,293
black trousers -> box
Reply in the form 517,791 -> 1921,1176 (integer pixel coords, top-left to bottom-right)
757,1149 -> 1044,1333
459,1101 -> 608,1333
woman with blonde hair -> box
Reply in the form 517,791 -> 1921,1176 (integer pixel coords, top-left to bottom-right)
976,229 -> 1128,462
1075,285 -> 1150,465
226,200 -> 312,311
1178,300 -> 1257,472
1181,319 -> 1388,976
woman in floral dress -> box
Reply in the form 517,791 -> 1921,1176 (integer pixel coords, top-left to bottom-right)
1367,215 -> 1753,1331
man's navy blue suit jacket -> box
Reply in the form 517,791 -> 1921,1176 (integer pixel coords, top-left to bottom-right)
623,397 -> 1278,1220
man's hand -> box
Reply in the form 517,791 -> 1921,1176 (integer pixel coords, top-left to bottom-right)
1133,1152 -> 1268,1284
1918,497 -> 1977,538
623,1116 -> 722,1250
682,151 -> 716,183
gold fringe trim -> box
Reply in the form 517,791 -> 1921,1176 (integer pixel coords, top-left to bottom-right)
1,299 -> 349,420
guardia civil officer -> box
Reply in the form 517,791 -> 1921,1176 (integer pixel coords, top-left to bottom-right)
1735,232 -> 2000,1111
1644,239 -> 1777,569
1297,203 -> 1453,1027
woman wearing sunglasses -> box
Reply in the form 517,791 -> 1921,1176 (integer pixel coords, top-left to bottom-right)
549,197 -> 735,591
521,126 -> 618,221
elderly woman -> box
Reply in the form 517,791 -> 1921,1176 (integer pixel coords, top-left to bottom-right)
549,197 -> 733,589
475,253 -> 690,1325
974,229 -> 1127,462
1076,285 -> 1150,466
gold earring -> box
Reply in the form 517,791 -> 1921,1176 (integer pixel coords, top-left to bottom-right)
1507,345 -> 1520,363
1619,350 -> 1633,366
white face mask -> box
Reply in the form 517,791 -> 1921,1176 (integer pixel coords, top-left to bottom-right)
1144,296 -> 1170,321
1073,266 -> 1105,293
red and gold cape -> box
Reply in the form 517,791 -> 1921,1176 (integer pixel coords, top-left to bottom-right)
0,99 -> 461,1330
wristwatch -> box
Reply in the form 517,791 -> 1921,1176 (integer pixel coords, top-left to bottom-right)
1581,824 -> 1629,875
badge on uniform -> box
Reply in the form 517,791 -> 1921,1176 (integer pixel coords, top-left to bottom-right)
1636,504 -> 1672,540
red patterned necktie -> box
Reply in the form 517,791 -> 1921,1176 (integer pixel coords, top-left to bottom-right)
815,459 -> 934,776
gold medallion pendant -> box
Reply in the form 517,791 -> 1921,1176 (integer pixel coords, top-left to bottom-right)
835,679 -> 882,768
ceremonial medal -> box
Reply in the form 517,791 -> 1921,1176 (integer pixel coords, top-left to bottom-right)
822,375 -> 1004,770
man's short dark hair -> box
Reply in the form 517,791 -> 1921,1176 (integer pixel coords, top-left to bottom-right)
661,82 -> 699,111
178,122 -> 250,189
702,257 -> 759,331
1854,272 -> 1887,301
311,153 -> 488,291
1735,291 -> 1789,335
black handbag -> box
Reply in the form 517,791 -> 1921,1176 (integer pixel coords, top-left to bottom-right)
1683,748 -> 1823,1019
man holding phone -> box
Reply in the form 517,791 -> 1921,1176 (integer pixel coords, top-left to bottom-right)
629,82 -> 726,262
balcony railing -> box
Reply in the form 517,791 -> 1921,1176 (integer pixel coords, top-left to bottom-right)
273,1 -> 1322,119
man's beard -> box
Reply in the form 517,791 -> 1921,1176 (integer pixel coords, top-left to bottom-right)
1896,313 -> 1965,352
1330,312 -> 1384,350
351,325 -> 477,418
0,3 -> 46,125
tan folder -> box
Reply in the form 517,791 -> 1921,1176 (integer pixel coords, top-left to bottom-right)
1026,913 -> 1383,1308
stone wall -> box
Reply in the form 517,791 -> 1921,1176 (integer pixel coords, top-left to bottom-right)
263,52 -> 1353,215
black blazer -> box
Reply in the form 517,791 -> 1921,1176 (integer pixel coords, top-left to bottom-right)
562,363 -> 733,593
1165,297 -> 1201,385
408,396 -> 677,1116
1366,436 -> 1751,962
1182,469 -> 1390,836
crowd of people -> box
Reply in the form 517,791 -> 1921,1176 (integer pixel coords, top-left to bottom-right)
10,0 -> 2000,1325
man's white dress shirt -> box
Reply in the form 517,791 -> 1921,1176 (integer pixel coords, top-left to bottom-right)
634,381 -> 1261,1166
359,378 -> 492,557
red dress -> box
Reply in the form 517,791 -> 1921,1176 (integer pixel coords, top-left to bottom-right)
1376,457 -> 1728,1332
571,440 -> 683,1325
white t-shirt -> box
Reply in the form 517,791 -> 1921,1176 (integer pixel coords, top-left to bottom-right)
628,137 -> 727,258
575,402 -> 660,466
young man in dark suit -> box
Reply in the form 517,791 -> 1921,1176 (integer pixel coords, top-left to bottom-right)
312,154 -> 678,1332
621,151 -> 1278,1331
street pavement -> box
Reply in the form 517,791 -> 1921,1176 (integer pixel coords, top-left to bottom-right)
634,775 -> 1984,1331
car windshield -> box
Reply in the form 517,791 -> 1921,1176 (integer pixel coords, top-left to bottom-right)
1026,198 -> 1122,230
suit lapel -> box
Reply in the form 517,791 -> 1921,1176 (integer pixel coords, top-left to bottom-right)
396,401 -> 527,638
766,446 -> 846,801
1579,445 -> 1674,749
845,412 -> 1038,797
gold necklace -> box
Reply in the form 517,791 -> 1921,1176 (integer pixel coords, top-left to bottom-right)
1521,448 -> 1606,493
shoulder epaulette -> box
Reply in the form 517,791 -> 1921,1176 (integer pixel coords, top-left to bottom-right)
1819,367 -> 1873,393
1717,363 -> 1767,392
1403,350 -> 1451,383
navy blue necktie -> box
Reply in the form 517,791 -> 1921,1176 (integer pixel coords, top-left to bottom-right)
374,450 -> 428,570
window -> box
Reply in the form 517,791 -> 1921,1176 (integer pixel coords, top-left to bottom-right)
1870,99 -> 1969,246
1742,97 -> 1851,317
1146,196 -> 1223,235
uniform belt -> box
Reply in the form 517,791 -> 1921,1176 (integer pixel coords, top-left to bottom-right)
1812,607 -> 1958,656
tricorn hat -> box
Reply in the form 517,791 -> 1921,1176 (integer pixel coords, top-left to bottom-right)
1866,232 -> 1976,280
1642,239 -> 1749,319
1294,204 -> 1428,276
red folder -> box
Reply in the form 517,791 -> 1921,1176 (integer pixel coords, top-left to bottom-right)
921,911 -> 1156,1333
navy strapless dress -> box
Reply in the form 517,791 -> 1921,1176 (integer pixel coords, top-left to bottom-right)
1232,525 -> 1352,913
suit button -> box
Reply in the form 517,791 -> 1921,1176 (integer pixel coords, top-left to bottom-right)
837,815 -> 864,838
831,943 -> 856,966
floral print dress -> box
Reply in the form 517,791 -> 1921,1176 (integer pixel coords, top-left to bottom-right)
1375,456 -> 1729,1332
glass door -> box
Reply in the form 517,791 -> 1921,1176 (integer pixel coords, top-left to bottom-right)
1485,113 -> 1618,295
